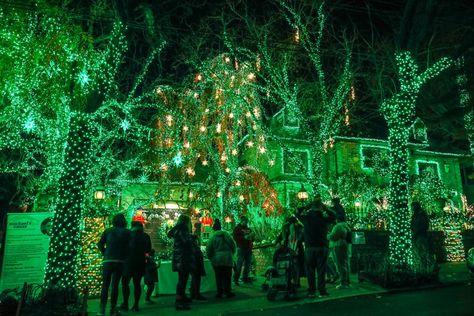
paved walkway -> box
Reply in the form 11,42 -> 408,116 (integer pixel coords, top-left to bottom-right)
87,262 -> 472,316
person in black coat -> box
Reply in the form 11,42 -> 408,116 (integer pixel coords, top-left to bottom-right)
190,222 -> 207,300
97,213 -> 130,316
167,214 -> 196,310
411,201 -> 430,251
120,221 -> 152,312
296,195 -> 336,298
144,248 -> 160,304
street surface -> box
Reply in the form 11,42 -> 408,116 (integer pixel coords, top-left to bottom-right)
225,284 -> 474,316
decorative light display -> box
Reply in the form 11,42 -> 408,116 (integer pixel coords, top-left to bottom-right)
380,51 -> 452,272
45,112 -> 92,287
77,217 -> 107,296
223,0 -> 354,194
431,203 -> 467,262
455,57 -> 474,155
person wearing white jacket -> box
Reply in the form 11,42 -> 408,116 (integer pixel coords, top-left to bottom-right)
328,218 -> 352,289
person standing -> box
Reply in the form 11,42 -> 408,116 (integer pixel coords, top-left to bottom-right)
331,197 -> 346,222
190,222 -> 207,301
232,215 -> 254,285
328,217 -> 352,289
144,249 -> 160,304
207,219 -> 237,298
411,201 -> 430,253
120,221 -> 152,312
167,214 -> 196,310
296,195 -> 336,298
97,213 -> 130,316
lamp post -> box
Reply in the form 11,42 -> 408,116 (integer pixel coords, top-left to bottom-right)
94,187 -> 105,201
296,184 -> 309,202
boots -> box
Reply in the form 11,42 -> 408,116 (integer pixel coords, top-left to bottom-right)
110,306 -> 121,316
131,303 -> 139,312
175,301 -> 191,310
97,303 -> 106,316
175,295 -> 191,310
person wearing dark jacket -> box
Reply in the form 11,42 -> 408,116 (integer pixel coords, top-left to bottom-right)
232,215 -> 254,284
97,213 -> 131,316
296,196 -> 336,298
190,222 -> 207,301
411,201 -> 430,252
167,214 -> 196,310
207,219 -> 236,298
120,221 -> 152,312
144,248 -> 160,304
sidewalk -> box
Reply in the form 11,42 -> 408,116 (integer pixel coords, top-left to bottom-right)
87,262 -> 472,316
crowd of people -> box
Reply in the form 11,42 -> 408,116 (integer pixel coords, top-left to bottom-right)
97,196 -> 430,315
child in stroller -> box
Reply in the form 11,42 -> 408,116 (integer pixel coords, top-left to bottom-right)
264,244 -> 296,301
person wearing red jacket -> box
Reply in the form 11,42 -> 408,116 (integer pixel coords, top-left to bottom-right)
232,215 -> 254,285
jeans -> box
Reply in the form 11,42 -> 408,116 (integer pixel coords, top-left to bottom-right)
234,248 -> 252,282
214,266 -> 233,295
190,273 -> 202,297
145,282 -> 155,300
176,270 -> 190,301
122,271 -> 144,307
100,262 -> 124,309
305,247 -> 329,294
334,246 -> 350,286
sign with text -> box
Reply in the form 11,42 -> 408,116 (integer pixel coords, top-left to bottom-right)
0,212 -> 53,290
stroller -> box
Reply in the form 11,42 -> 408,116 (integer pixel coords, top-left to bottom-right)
263,245 -> 296,301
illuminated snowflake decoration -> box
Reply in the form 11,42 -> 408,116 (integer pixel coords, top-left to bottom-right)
173,152 -> 183,166
120,119 -> 130,131
23,116 -> 36,132
77,70 -> 90,87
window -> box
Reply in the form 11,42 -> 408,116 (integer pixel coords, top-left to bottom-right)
416,160 -> 440,178
360,145 -> 389,170
462,165 -> 474,186
283,149 -> 309,174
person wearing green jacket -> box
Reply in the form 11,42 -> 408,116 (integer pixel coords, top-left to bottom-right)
206,219 -> 237,298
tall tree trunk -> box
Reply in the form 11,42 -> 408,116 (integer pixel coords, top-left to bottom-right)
45,112 -> 92,288
386,111 -> 414,271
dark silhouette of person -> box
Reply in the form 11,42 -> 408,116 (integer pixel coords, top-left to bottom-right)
97,213 -> 130,316
206,218 -> 237,298
296,195 -> 336,298
233,215 -> 254,284
411,201 -> 430,250
190,222 -> 207,301
167,214 -> 196,310
276,214 -> 305,286
144,248 -> 159,304
120,221 -> 152,312
331,197 -> 346,222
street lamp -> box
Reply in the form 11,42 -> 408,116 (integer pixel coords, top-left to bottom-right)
94,187 -> 105,200
296,184 -> 308,202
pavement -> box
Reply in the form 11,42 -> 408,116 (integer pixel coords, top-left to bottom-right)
87,262 -> 473,316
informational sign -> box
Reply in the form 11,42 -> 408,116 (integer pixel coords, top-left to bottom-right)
353,231 -> 366,245
0,212 -> 53,291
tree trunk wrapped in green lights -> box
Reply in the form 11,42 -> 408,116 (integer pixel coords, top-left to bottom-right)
381,51 -> 452,272
45,112 -> 92,288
